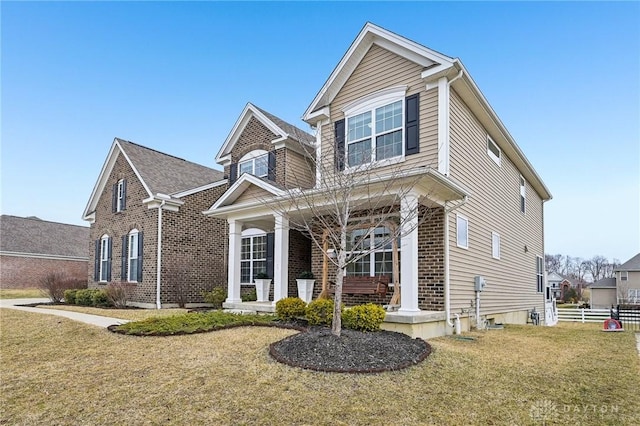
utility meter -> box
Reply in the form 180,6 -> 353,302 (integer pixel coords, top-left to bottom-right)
474,276 -> 486,292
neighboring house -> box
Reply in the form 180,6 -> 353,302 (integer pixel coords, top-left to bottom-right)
82,138 -> 228,308
588,277 -> 616,309
0,215 -> 88,288
204,23 -> 552,338
614,253 -> 640,304
546,271 -> 564,299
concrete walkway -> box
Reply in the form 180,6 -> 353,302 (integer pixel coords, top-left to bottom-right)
0,298 -> 129,328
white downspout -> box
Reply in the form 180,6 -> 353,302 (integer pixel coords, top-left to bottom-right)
444,196 -> 468,331
156,201 -> 165,309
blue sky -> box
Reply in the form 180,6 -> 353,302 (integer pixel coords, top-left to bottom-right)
2,2 -> 638,262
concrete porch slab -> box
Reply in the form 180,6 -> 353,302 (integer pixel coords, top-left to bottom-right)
222,301 -> 275,313
384,310 -> 446,324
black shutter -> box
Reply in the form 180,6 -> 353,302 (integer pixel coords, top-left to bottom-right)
121,179 -> 127,211
94,239 -> 100,281
106,237 -> 112,282
267,151 -> 276,181
112,183 -> 118,213
229,163 -> 238,185
121,235 -> 128,281
405,93 -> 420,155
266,232 -> 275,279
334,119 -> 345,171
137,232 -> 143,282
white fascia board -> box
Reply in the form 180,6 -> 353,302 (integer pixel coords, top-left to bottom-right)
172,179 -> 228,198
0,251 -> 89,262
303,22 -> 454,123
82,139 -> 153,220
216,103 -> 289,164
143,193 -> 184,212
304,107 -> 330,126
450,61 -> 552,200
83,211 -> 96,223
272,137 -> 315,158
206,173 -> 285,212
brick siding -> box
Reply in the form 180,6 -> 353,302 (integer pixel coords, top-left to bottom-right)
0,256 -> 87,288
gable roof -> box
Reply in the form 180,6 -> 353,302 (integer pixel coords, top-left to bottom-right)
615,253 -> 640,272
215,103 -> 314,166
0,215 -> 89,259
589,277 -> 617,288
83,138 -> 223,220
302,22 -> 552,202
204,173 -> 286,213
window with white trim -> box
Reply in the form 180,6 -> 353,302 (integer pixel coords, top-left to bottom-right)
620,271 -> 628,281
487,136 -> 501,166
127,229 -> 139,282
238,150 -> 268,178
456,214 -> 469,249
628,289 -> 640,303
536,256 -> 544,293
346,99 -> 404,167
240,232 -> 267,283
116,179 -> 125,212
491,232 -> 500,259
346,226 -> 400,282
520,176 -> 526,214
99,235 -> 110,282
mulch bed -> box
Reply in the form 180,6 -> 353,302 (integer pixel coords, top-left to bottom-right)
269,327 -> 431,374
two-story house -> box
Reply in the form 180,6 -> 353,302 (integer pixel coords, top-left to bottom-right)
83,138 -> 228,308
614,253 -> 640,304
204,23 -> 552,338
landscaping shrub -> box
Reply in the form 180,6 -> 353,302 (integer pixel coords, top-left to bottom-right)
275,297 -> 307,321
203,286 -> 227,309
38,272 -> 87,303
105,282 -> 133,308
75,289 -> 100,306
342,303 -> 386,332
63,289 -> 79,305
92,290 -> 112,308
306,298 -> 337,326
241,288 -> 257,302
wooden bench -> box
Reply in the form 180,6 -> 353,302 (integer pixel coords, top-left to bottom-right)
329,276 -> 390,297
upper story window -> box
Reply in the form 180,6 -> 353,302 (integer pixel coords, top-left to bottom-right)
456,214 -> 469,249
520,176 -> 526,214
487,136 -> 501,166
238,150 -> 268,178
620,271 -> 628,281
112,179 -> 127,213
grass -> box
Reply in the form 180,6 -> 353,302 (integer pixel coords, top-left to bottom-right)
34,305 -> 190,321
0,288 -> 43,299
1,310 -> 639,425
113,311 -> 277,335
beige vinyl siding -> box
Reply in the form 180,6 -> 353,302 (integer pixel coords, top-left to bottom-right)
283,149 -> 315,189
448,89 -> 545,316
233,186 -> 274,205
320,44 -> 439,174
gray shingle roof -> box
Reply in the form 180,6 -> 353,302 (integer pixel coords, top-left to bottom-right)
615,253 -> 640,272
0,215 -> 89,258
253,106 -> 315,145
117,139 -> 224,195
589,277 -> 617,288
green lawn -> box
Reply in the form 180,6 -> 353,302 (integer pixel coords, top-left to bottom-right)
1,309 -> 638,425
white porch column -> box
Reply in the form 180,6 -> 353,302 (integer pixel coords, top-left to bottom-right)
273,214 -> 289,304
399,194 -> 420,313
226,219 -> 243,303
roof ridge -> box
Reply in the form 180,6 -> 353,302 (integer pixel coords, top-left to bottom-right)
1,214 -> 88,229
252,105 -> 314,141
117,138 -> 188,162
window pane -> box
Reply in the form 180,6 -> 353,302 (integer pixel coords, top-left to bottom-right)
241,261 -> 251,283
129,259 -> 138,281
253,236 -> 266,260
253,261 -> 266,278
347,111 -> 372,141
376,130 -> 402,160
239,161 -> 253,176
457,216 -> 468,248
347,139 -> 371,166
129,234 -> 138,258
346,256 -> 370,276
375,101 -> 402,133
241,237 -> 251,260
254,155 -> 268,177
488,138 -> 500,158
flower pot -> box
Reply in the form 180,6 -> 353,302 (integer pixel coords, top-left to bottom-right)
254,279 -> 272,302
296,279 -> 315,303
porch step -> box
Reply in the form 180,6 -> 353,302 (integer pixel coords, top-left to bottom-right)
222,301 -> 275,313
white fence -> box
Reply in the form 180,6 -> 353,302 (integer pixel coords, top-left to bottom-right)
557,308 -> 611,323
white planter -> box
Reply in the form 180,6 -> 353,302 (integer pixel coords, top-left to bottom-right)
254,279 -> 272,302
296,279 -> 315,303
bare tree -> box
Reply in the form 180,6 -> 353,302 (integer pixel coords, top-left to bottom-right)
260,129 -> 445,337
586,255 -> 608,282
545,254 -> 562,274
